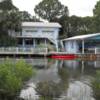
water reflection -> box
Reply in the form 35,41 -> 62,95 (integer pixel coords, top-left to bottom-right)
35,64 -> 69,100
0,58 -> 99,100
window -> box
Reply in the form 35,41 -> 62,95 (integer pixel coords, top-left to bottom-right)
25,30 -> 37,33
42,30 -> 54,33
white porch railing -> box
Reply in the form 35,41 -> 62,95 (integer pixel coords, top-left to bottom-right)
0,47 -> 48,54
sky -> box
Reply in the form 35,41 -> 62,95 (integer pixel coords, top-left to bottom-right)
12,0 -> 99,17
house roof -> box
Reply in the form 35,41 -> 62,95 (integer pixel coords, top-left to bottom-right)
22,22 -> 61,28
62,33 -> 100,41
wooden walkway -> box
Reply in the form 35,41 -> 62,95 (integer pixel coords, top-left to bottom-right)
0,47 -> 100,59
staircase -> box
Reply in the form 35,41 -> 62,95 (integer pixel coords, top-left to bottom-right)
48,38 -> 58,45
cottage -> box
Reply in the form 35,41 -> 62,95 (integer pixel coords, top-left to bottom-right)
61,33 -> 100,54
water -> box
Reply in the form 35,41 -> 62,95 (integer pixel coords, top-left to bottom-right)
18,58 -> 100,100
0,58 -> 100,100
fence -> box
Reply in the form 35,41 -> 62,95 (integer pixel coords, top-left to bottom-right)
0,47 -> 48,54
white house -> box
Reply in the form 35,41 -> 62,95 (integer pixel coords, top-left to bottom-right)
13,22 -> 61,52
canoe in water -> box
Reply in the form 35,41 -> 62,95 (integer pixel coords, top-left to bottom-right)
51,54 -> 78,60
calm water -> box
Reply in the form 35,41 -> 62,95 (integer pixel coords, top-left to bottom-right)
1,58 -> 100,100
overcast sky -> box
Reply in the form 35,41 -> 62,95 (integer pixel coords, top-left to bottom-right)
13,0 -> 99,17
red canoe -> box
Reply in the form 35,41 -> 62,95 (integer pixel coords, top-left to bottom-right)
51,54 -> 78,60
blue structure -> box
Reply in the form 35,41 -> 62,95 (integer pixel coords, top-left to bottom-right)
61,33 -> 100,54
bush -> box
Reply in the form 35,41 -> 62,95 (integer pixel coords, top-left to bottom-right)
0,58 -> 35,99
92,71 -> 100,100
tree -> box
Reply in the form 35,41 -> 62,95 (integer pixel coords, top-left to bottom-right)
34,0 -> 69,21
0,0 -> 21,31
19,11 -> 40,22
0,0 -> 17,11
0,0 -> 21,46
93,0 -> 100,17
58,15 -> 95,38
31,16 -> 40,22
93,0 -> 100,32
19,11 -> 32,21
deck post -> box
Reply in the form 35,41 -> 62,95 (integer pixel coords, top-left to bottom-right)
45,39 -> 47,48
95,48 -> 97,54
45,39 -> 48,53
22,38 -> 25,47
60,41 -> 64,51
33,39 -> 36,48
82,39 -> 85,54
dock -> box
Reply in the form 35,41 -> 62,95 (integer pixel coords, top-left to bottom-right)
0,47 -> 100,60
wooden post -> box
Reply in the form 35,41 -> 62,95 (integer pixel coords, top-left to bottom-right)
82,40 -> 85,54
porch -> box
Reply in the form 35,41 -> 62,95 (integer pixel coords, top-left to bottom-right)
17,37 -> 58,51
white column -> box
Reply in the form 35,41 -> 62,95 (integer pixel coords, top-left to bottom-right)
33,39 -> 36,48
95,48 -> 97,54
44,39 -> 48,53
56,40 -> 59,52
61,41 -> 64,50
22,38 -> 25,47
82,40 -> 85,54
45,39 -> 47,48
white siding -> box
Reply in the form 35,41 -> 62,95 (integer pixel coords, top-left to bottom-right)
22,27 -> 59,39
64,41 -> 79,53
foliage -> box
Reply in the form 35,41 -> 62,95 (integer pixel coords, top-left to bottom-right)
34,0 -> 69,21
59,15 -> 94,38
93,0 -> 100,32
19,11 -> 40,22
15,59 -> 34,81
0,58 -> 35,99
0,33 -> 17,46
0,0 -> 21,46
36,81 -> 63,99
0,0 -> 17,11
19,11 -> 32,21
0,4 -> 21,31
93,0 -> 100,17
91,71 -> 100,100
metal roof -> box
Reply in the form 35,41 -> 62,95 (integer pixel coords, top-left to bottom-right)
22,22 -> 61,28
62,33 -> 100,41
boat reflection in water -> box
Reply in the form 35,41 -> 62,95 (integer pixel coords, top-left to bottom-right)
20,58 -> 100,100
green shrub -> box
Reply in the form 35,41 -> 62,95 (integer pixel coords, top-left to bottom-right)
15,59 -> 33,81
92,71 -> 100,100
0,58 -> 35,98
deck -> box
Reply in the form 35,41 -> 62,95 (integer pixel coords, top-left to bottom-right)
0,47 -> 48,57
0,47 -> 100,60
